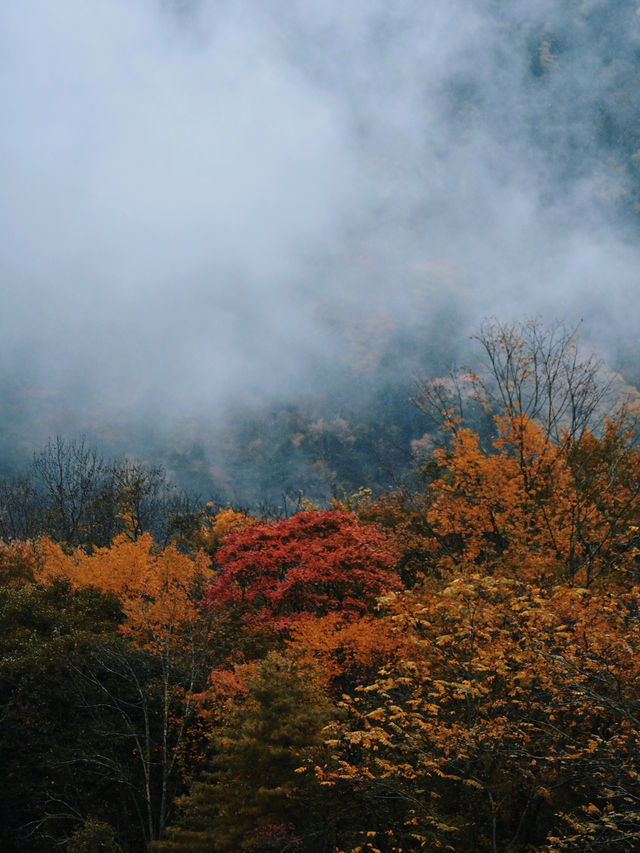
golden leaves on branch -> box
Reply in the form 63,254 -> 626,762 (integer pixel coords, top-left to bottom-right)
35,532 -> 212,648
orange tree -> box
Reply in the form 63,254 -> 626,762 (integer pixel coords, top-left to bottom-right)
381,318 -> 640,589
363,410 -> 640,589
321,385 -> 640,849
35,533 -> 216,844
317,574 -> 640,852
0,539 -> 39,586
286,610 -> 408,697
191,505 -> 257,556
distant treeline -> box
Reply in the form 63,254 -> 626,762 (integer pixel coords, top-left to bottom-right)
0,436 -> 199,548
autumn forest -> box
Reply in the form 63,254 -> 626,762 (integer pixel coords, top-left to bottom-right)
3,321 -> 640,851
6,2 -> 640,851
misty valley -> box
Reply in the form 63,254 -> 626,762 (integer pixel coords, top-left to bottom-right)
5,1 -> 640,851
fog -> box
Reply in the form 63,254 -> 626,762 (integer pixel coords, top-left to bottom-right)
2,1 -> 639,460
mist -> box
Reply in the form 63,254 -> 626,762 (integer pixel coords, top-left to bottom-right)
2,0 -> 640,494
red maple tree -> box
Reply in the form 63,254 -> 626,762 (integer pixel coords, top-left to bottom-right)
203,509 -> 399,631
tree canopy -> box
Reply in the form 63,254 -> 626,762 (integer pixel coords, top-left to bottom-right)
3,321 -> 640,851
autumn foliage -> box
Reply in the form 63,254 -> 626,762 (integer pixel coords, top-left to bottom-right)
319,575 -> 640,851
0,538 -> 39,586
5,324 -> 640,851
363,411 -> 640,591
203,509 -> 399,631
192,506 -> 257,556
36,532 -> 212,647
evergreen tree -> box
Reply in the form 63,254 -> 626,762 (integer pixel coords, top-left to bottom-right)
157,653 -> 337,852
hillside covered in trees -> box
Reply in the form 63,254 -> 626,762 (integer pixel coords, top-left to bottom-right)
4,323 -> 640,851
5,2 -> 640,849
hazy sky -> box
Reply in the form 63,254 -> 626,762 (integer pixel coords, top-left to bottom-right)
2,0 -> 639,425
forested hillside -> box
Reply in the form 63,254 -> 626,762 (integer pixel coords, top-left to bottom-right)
4,2 -> 640,850
4,323 -> 640,851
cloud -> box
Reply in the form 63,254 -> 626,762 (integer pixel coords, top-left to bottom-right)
1,0 -> 355,406
1,0 -> 638,428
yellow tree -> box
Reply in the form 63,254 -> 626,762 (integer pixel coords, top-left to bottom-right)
191,505 -> 257,556
35,533 -> 215,842
286,611 -> 409,697
364,411 -> 640,589
320,574 -> 640,851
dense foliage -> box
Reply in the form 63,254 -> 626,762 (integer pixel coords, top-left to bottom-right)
3,322 -> 640,850
203,509 -> 399,631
